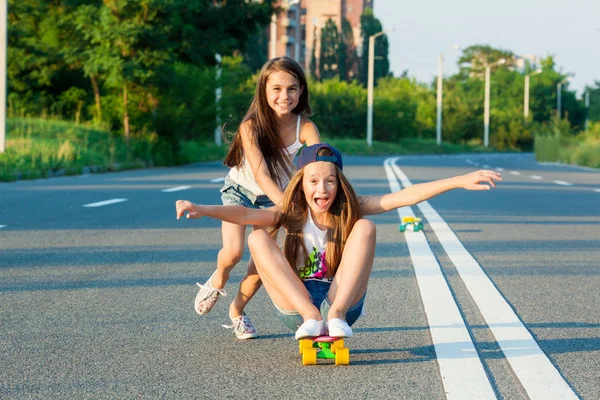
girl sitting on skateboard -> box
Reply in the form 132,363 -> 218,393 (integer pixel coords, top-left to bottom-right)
175,143 -> 501,340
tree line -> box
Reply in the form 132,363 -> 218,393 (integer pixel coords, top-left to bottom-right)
7,1 -> 599,163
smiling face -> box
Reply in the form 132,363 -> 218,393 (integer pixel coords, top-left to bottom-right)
302,161 -> 339,225
265,71 -> 303,117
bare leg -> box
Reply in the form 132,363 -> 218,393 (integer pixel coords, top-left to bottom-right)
210,221 -> 246,289
247,229 -> 321,321
326,219 -> 376,321
229,256 -> 262,318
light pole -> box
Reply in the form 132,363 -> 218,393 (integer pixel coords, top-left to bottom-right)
585,89 -> 590,131
0,0 -> 7,153
483,58 -> 506,147
289,0 -> 301,62
366,31 -> 385,147
435,45 -> 462,146
214,53 -> 222,146
367,29 -> 393,147
556,76 -> 570,119
436,54 -> 443,146
524,68 -> 542,120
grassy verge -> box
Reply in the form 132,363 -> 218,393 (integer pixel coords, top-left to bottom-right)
1,118 -> 161,181
1,117 -> 509,182
534,121 -> 600,168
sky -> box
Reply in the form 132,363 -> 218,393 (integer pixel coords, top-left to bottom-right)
373,0 -> 599,96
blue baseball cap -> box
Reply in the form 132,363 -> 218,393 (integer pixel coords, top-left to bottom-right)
296,143 -> 343,171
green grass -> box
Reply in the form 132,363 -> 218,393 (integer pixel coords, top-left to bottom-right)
534,121 -> 600,169
1,118 -> 157,181
0,117 -> 517,182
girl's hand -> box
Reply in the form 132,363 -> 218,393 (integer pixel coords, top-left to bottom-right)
460,170 -> 502,191
176,200 -> 201,219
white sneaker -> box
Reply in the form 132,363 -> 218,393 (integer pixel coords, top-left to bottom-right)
327,318 -> 353,338
295,319 -> 326,340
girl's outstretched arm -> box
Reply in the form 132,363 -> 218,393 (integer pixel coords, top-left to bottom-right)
359,170 -> 502,215
175,200 -> 279,227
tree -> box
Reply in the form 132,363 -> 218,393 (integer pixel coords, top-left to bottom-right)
319,19 -> 339,80
457,44 -> 515,79
358,8 -> 389,86
338,18 -> 357,82
309,26 -> 318,79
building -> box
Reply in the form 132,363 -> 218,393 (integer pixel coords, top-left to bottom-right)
269,0 -> 374,74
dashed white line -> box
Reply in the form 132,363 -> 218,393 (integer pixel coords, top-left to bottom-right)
594,189 -> 600,193
510,171 -> 520,176
83,198 -> 128,208
385,159 -> 496,400
391,159 -> 578,400
553,180 -> 572,186
210,177 -> 225,183
529,175 -> 543,180
162,185 -> 191,193
0,225 -> 6,229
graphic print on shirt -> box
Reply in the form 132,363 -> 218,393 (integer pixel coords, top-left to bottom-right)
299,246 -> 328,280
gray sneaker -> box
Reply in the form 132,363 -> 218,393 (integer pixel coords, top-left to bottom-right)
222,314 -> 258,340
194,271 -> 226,316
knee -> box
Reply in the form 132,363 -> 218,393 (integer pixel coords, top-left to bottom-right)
354,219 -> 376,239
247,229 -> 270,253
220,244 -> 244,265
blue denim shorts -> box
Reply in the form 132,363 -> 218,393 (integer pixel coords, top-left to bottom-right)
274,280 -> 366,332
220,178 -> 275,209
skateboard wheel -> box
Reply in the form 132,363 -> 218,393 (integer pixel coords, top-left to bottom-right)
330,339 -> 345,354
335,347 -> 350,365
399,225 -> 405,232
299,339 -> 313,355
302,347 -> 317,365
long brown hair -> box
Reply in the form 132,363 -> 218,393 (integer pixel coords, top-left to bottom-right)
270,148 -> 362,278
223,57 -> 311,187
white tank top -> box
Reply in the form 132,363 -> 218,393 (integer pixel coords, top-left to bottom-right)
226,114 -> 303,196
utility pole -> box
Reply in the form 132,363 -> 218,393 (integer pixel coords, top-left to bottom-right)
524,69 -> 542,120
585,89 -> 590,132
0,0 -> 7,153
436,54 -> 443,146
214,54 -> 222,146
367,30 -> 391,147
483,59 -> 506,147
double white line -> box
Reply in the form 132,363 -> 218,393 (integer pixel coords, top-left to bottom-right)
384,158 -> 578,400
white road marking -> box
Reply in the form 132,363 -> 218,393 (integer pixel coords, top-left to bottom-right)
384,159 -> 496,400
391,159 -> 578,400
0,225 -> 6,229
210,177 -> 225,183
510,171 -> 520,176
553,180 -> 572,186
83,198 -> 128,208
162,185 -> 191,193
594,189 -> 600,193
529,175 -> 543,180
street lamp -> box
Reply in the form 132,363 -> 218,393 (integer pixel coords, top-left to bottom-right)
435,45 -> 462,146
483,58 -> 506,147
0,0 -> 7,153
214,53 -> 222,146
366,30 -> 388,147
556,76 -> 571,119
524,68 -> 542,120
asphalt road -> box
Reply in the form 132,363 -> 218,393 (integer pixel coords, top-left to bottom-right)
1,153 -> 598,399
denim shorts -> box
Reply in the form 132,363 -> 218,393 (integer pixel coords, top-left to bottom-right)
220,177 -> 275,209
274,280 -> 366,332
